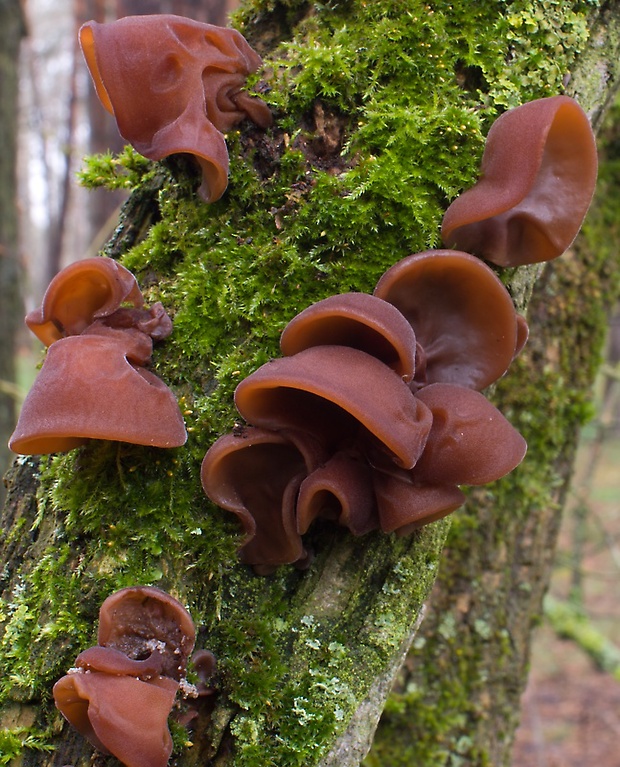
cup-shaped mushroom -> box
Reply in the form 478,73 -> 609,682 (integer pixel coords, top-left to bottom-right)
201,427 -> 327,567
234,346 -> 433,470
97,586 -> 195,681
8,334 -> 187,454
25,257 -> 143,347
297,450 -> 379,536
53,670 -> 178,767
280,293 -> 417,382
74,645 -> 165,679
374,250 -> 526,390
441,95 -> 598,266
413,382 -> 527,486
79,15 -> 272,202
372,469 -> 466,534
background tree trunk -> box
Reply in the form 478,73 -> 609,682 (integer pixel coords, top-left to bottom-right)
1,1 -> 620,766
0,0 -> 26,509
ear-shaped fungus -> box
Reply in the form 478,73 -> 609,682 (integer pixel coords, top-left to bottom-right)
441,95 -> 597,266
374,250 -> 527,389
280,292 -> 417,382
9,258 -> 187,454
53,587 -> 197,767
201,426 -> 327,568
413,383 -> 527,485
79,14 -> 272,202
234,346 -> 433,469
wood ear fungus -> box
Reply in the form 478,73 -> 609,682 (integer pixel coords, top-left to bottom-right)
202,251 -> 528,571
9,258 -> 187,454
441,95 -> 597,266
53,587 -> 199,767
79,14 -> 272,202
374,250 -> 527,390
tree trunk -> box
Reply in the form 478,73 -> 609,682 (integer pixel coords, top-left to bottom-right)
2,2 -> 620,766
0,0 -> 26,509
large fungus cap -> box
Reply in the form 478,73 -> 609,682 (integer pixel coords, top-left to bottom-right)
413,382 -> 527,486
234,345 -> 432,470
79,15 -> 272,202
374,250 -> 525,390
8,334 -> 187,454
441,95 -> 598,266
201,426 -> 326,567
280,293 -> 417,382
26,257 -> 142,347
53,671 -> 178,767
98,586 -> 195,681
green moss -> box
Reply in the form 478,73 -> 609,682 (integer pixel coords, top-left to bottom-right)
0,0 -> 610,764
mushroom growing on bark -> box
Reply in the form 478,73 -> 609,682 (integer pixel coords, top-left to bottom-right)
441,95 -> 598,266
201,251 -> 528,570
79,14 -> 272,202
53,587 -> 197,767
9,257 -> 187,454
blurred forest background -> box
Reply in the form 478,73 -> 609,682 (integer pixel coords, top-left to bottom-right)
0,1 -> 619,765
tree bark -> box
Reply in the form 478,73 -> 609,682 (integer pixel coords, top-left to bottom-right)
1,2 -> 620,766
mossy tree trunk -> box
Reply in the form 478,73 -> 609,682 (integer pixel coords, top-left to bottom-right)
2,1 -> 620,766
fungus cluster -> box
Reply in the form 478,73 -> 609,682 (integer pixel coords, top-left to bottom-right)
53,587 -> 203,767
441,95 -> 598,266
9,257 -> 187,454
201,250 -> 528,571
79,14 -> 272,203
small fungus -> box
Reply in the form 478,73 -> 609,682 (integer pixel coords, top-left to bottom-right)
9,257 -> 187,454
279,292 -> 417,382
201,426 -> 326,568
202,255 -> 528,570
441,95 -> 598,266
79,14 -> 272,202
374,250 -> 527,390
53,587 -> 198,767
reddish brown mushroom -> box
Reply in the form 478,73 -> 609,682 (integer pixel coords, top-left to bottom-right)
372,470 -> 466,535
201,426 -> 327,568
97,586 -> 196,680
412,383 -> 527,485
9,258 -> 187,454
280,293 -> 417,382
234,345 -> 433,469
79,14 -> 272,203
53,587 -> 197,767
441,95 -> 598,266
374,250 -> 527,390
201,270 -> 528,569
25,256 -> 143,347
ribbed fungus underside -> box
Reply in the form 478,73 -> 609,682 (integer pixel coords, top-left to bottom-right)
79,14 -> 272,203
53,587 -> 197,767
9,257 -> 187,454
441,95 -> 598,266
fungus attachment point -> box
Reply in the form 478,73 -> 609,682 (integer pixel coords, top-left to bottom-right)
53,587 -> 200,767
9,257 -> 187,454
441,95 -> 598,266
79,14 -> 272,202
